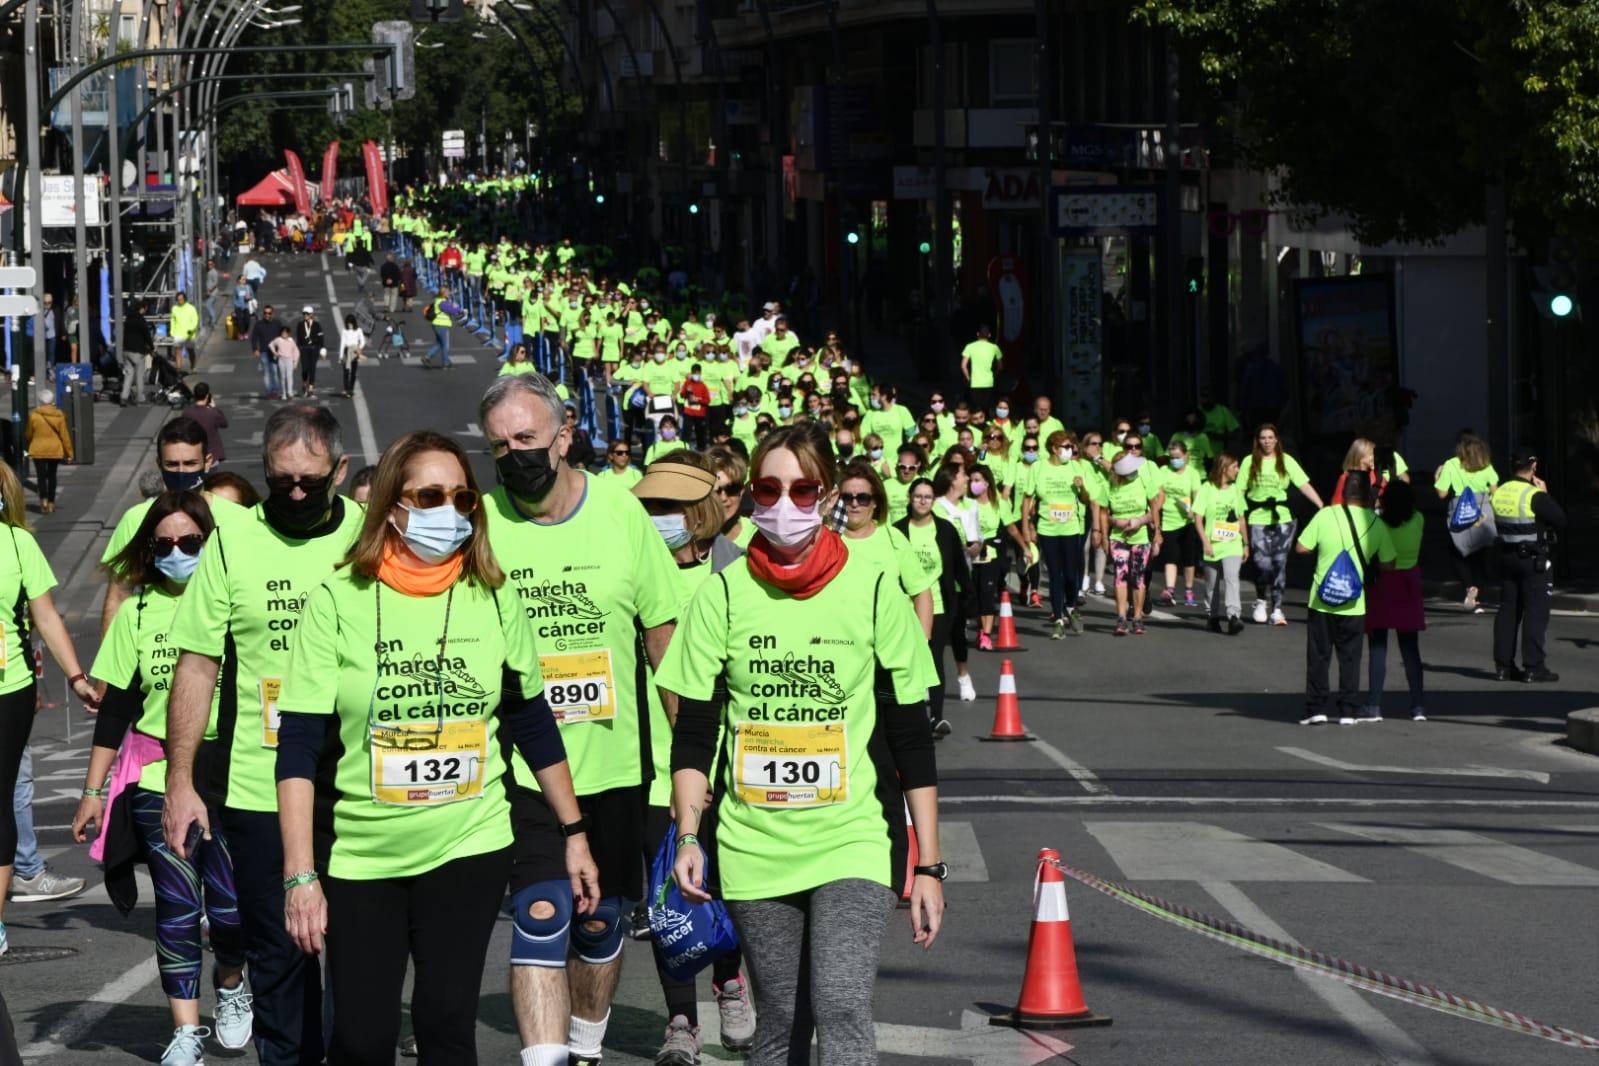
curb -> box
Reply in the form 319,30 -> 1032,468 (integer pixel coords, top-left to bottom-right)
1569,710 -> 1599,757
1422,580 -> 1597,614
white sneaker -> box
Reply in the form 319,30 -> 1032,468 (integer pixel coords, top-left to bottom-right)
213,980 -> 254,1050
1270,608 -> 1288,626
1298,713 -> 1328,726
1338,715 -> 1357,726
1411,709 -> 1427,721
715,977 -> 756,1051
160,1025 -> 209,1066
9,868 -> 86,902
1093,581 -> 1106,596
1253,601 -> 1269,624
958,675 -> 977,702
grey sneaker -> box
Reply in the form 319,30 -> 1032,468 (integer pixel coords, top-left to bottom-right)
160,1025 -> 209,1066
213,980 -> 254,1050
716,976 -> 756,1051
654,1015 -> 701,1066
9,868 -> 86,902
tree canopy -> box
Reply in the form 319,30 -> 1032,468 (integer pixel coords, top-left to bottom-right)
213,0 -> 579,183
1135,0 -> 1599,246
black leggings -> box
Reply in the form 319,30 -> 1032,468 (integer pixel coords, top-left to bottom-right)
33,459 -> 60,504
974,556 -> 1004,617
946,604 -> 969,668
926,613 -> 951,723
321,846 -> 512,1066
0,685 -> 36,860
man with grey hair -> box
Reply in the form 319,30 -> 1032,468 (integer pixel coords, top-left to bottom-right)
479,373 -> 682,1066
162,402 -> 362,1066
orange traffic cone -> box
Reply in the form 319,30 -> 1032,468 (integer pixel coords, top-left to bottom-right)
991,848 -> 1112,1030
900,799 -> 919,903
980,660 -> 1035,741
994,591 -> 1021,650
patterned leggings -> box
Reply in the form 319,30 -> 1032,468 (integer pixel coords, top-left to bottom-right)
128,787 -> 247,1000
1249,521 -> 1298,610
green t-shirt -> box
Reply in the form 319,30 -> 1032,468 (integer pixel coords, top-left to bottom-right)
1156,463 -> 1204,531
903,519 -> 945,614
653,551 -> 935,899
760,332 -> 799,364
1028,459 -> 1101,537
1384,511 -> 1425,570
1202,402 -> 1240,441
595,465 -> 643,489
279,570 -> 542,880
485,475 -> 680,795
1106,476 -> 1160,546
599,322 -> 624,362
102,494 -> 248,569
1296,505 -> 1396,616
1191,481 -> 1247,561
499,362 -> 538,377
1238,453 -> 1310,525
645,556 -> 718,808
842,524 -> 933,599
1435,457 -> 1499,498
0,527 -> 56,695
640,359 -> 679,397
169,500 -> 364,811
861,405 -> 914,445
90,585 -> 220,794
962,339 -> 1002,389
645,439 -> 688,465
884,477 -> 911,525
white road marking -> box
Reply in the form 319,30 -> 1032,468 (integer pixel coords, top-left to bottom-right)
204,362 -> 235,374
1031,737 -> 1111,794
940,820 -> 991,882
20,955 -> 159,1057
1277,746 -> 1551,784
1201,881 -> 1436,1066
321,257 -> 381,463
939,795 -> 1599,810
1085,821 -> 1365,882
1319,823 -> 1599,886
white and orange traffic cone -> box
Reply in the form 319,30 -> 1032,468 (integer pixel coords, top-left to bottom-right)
980,659 -> 1035,742
994,591 -> 1021,650
991,848 -> 1112,1030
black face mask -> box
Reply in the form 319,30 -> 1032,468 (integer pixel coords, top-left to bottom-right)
497,447 -> 558,502
162,468 -> 205,493
263,487 -> 334,534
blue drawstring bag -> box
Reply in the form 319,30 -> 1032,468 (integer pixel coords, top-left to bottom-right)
1317,506 -> 1371,607
647,831 -> 739,981
1448,487 -> 1482,533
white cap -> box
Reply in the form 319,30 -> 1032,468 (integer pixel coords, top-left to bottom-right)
301,305 -> 314,314
762,301 -> 776,311
1112,454 -> 1145,477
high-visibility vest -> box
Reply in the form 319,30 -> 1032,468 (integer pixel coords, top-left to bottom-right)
1491,479 -> 1542,546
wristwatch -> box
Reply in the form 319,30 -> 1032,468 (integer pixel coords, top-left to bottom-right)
559,817 -> 589,838
913,862 -> 949,881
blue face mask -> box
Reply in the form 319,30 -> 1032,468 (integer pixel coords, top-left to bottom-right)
1023,450 -> 1039,463
397,504 -> 473,564
734,405 -> 748,417
155,546 -> 202,582
870,398 -> 883,410
1169,456 -> 1186,470
162,468 -> 205,493
651,513 -> 692,550
778,406 -> 793,419
868,448 -> 883,461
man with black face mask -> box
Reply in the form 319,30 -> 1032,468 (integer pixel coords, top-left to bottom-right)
479,373 -> 682,1066
97,416 -> 245,637
160,403 -> 362,1066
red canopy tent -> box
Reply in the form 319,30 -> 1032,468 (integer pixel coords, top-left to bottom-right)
235,169 -> 320,207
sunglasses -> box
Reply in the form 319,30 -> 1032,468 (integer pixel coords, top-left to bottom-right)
896,463 -> 920,473
716,481 -> 745,497
920,418 -> 937,425
611,448 -> 630,457
838,492 -> 875,507
264,471 -> 335,496
1084,439 -> 1103,446
401,487 -> 479,515
985,434 -> 1004,443
152,534 -> 206,558
1126,443 -> 1144,451
749,477 -> 824,509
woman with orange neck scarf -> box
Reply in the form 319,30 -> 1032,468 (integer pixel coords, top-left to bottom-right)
272,430 -> 598,1066
657,422 -> 945,1066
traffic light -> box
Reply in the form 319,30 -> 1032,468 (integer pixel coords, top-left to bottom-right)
1549,238 -> 1577,318
688,202 -> 700,215
846,230 -> 860,245
1184,256 -> 1204,296
916,213 -> 933,256
594,193 -> 606,205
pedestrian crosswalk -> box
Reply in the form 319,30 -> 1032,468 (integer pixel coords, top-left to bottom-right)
1083,819 -> 1599,887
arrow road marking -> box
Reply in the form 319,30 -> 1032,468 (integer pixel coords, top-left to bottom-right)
1277,746 -> 1551,784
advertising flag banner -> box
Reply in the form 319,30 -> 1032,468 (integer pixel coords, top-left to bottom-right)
284,150 -> 311,215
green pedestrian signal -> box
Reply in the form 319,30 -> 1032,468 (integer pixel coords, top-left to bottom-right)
1551,293 -> 1575,317
847,231 -> 860,245
918,240 -> 932,255
689,203 -> 700,215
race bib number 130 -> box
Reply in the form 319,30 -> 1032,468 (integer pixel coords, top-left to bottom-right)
734,722 -> 847,808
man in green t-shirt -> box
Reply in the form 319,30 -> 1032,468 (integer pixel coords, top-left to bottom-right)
960,324 -> 1003,414
161,403 -> 363,1066
478,372 -> 680,1066
1294,474 -> 1395,726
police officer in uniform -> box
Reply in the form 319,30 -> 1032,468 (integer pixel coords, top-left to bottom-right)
1490,447 -> 1565,682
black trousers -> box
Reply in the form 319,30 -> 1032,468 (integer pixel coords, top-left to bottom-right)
223,807 -> 325,1066
927,612 -> 952,723
321,846 -> 512,1066
1304,610 -> 1364,720
0,685 -> 36,859
33,458 -> 59,503
1494,553 -> 1551,669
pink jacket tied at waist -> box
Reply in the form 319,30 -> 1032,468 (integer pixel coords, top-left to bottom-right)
90,731 -> 165,863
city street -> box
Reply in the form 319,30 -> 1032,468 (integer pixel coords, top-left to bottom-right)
3,253 -> 1597,1066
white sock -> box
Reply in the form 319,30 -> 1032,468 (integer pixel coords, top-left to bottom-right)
521,1045 -> 569,1066
568,1012 -> 610,1058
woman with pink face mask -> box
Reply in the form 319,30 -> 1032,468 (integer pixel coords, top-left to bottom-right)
656,422 -> 945,1066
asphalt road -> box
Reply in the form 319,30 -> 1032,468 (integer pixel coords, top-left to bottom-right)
6,253 -> 1598,1066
